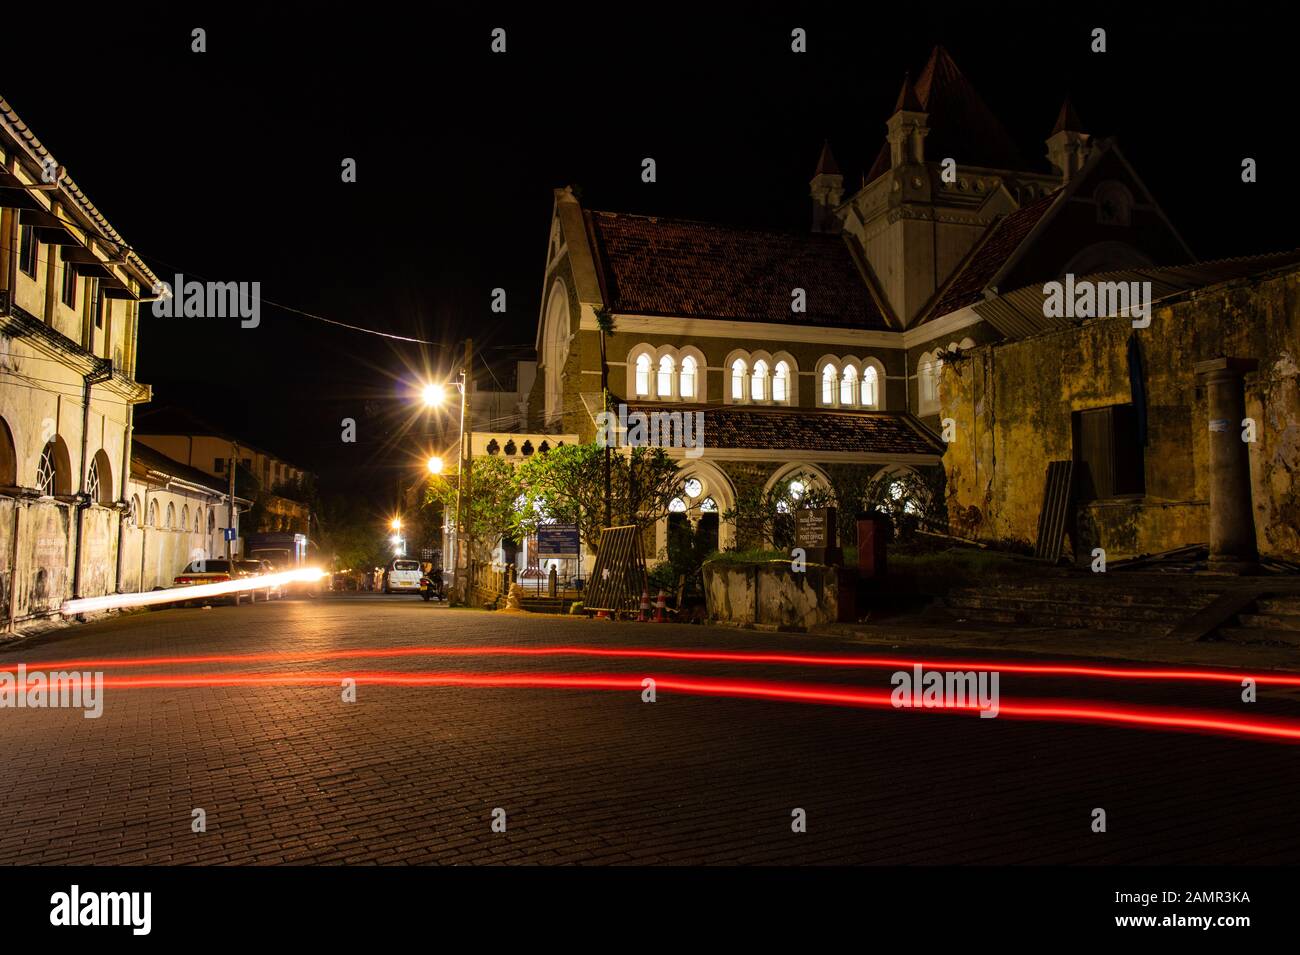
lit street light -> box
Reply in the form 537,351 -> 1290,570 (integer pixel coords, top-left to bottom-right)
427,455 -> 444,475
422,383 -> 447,408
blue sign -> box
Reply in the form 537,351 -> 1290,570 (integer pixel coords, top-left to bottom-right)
223,528 -> 237,541
536,523 -> 580,558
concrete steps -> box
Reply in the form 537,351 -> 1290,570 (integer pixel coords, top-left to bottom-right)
519,596 -> 570,614
945,580 -> 1224,635
1218,594 -> 1300,645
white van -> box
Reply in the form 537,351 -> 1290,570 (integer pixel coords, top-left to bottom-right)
384,559 -> 423,594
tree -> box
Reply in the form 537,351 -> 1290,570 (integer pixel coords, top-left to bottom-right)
424,454 -> 521,558
514,442 -> 684,553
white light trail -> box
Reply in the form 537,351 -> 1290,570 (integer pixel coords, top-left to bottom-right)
60,568 -> 327,616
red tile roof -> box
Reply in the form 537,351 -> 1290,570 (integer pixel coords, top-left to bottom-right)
924,190 -> 1061,320
625,404 -> 944,455
585,211 -> 888,329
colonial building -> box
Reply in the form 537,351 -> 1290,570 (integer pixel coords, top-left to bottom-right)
0,94 -> 160,625
528,45 -> 1200,560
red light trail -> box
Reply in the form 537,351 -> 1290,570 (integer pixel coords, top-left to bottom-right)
4,645 -> 1297,687
33,669 -> 1300,743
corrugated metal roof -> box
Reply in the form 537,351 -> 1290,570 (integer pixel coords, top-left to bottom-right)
975,249 -> 1300,340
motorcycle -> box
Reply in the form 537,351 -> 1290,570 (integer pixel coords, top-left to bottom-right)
419,573 -> 445,602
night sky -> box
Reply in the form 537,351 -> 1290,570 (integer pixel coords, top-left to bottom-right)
2,1 -> 1291,498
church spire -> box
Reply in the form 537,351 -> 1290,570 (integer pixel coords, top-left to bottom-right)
886,73 -> 929,168
809,139 -> 844,233
1046,97 -> 1091,182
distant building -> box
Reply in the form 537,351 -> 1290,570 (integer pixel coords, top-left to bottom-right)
0,94 -> 160,624
125,443 -> 249,591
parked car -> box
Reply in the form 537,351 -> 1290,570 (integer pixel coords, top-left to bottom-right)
172,558 -> 257,606
382,558 -> 423,594
237,559 -> 283,601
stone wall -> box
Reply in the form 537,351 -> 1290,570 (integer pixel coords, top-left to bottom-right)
702,559 -> 852,627
942,266 -> 1300,561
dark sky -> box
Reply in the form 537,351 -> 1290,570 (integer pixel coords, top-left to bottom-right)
3,1 -> 1292,498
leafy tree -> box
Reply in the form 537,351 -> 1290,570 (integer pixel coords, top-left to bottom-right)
514,442 -> 684,554
424,454 -> 521,558
723,470 -> 833,550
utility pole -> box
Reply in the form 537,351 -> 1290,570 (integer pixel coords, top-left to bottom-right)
226,442 -> 238,562
453,339 -> 473,604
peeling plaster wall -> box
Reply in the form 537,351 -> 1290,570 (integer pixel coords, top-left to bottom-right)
942,267 -> 1300,561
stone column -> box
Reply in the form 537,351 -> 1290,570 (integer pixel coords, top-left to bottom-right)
1194,358 -> 1258,572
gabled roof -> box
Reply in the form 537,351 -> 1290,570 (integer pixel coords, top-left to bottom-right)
923,189 -> 1063,320
134,405 -> 305,471
625,403 -> 945,456
584,210 -> 889,329
131,442 -> 230,495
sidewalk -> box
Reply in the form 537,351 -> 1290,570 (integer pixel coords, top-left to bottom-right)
817,610 -> 1300,672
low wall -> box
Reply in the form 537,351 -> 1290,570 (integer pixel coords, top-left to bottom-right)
702,560 -> 852,628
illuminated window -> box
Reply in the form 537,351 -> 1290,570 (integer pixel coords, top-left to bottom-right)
821,364 -> 837,405
680,356 -> 697,399
668,497 -> 687,513
683,478 -> 702,498
751,360 -> 769,402
657,355 -> 675,398
731,359 -> 747,401
634,353 -> 651,396
862,365 -> 879,408
773,361 -> 790,403
699,496 -> 717,513
840,366 -> 857,406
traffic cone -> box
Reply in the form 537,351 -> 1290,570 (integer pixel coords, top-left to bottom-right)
654,590 -> 667,623
639,590 -> 651,622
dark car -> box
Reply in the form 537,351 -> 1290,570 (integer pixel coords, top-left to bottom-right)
172,558 -> 258,606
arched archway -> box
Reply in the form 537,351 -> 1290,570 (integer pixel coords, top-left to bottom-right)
541,279 -> 570,423
35,436 -> 72,497
87,449 -> 114,505
0,417 -> 16,487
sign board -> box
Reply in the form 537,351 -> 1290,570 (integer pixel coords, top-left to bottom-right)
223,528 -> 237,542
795,508 -> 834,549
537,523 -> 580,559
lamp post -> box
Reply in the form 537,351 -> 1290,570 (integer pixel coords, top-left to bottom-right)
419,340 -> 473,605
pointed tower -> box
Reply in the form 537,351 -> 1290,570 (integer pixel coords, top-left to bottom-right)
1045,98 -> 1091,182
809,139 -> 844,233
885,73 -> 928,168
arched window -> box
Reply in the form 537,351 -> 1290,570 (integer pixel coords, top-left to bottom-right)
772,361 -> 790,403
181,505 -> 190,532
731,359 -> 747,401
148,500 -> 159,527
821,364 -> 837,406
862,365 -> 879,408
35,438 -> 71,497
165,502 -> 175,529
208,510 -> 216,535
679,355 -> 697,399
542,280 -> 570,421
195,508 -> 203,533
657,354 -> 675,398
130,495 -> 141,526
0,417 -> 17,488
751,360 -> 769,402
918,352 -> 941,409
840,365 -> 858,406
634,353 -> 652,397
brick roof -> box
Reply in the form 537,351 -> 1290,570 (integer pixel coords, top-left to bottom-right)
625,404 -> 943,455
585,211 -> 888,329
924,190 -> 1061,320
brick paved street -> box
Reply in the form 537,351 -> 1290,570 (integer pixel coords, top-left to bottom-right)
1,595 -> 1298,865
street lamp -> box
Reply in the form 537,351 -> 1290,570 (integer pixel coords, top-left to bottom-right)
390,517 -> 402,532
421,383 -> 447,408
427,455 -> 444,475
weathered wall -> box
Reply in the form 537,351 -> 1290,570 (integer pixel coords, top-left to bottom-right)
943,267 -> 1300,561
702,560 -> 849,627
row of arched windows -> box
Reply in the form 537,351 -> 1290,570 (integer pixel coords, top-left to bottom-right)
729,354 -> 794,404
130,496 -> 220,533
817,357 -> 885,410
628,345 -> 708,401
0,419 -> 120,503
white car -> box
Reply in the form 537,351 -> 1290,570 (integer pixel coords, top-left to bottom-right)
383,559 -> 423,594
